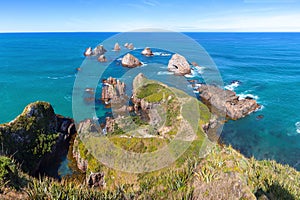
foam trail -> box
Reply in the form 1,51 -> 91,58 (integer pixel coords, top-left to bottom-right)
224,80 -> 240,91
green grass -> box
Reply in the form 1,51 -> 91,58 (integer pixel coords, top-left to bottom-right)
136,83 -> 171,103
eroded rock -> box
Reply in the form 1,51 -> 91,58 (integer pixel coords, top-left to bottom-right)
121,53 -> 142,68
168,53 -> 191,75
198,84 -> 260,120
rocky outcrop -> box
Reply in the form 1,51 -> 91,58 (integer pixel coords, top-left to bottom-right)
72,136 -> 88,172
198,84 -> 260,120
114,43 -> 121,51
105,117 -> 115,133
126,43 -> 134,50
168,53 -> 191,75
101,77 -> 126,103
93,45 -> 107,55
0,101 -> 76,174
87,172 -> 105,188
84,47 -> 93,56
141,47 -> 153,56
97,55 -> 107,62
121,53 -> 142,68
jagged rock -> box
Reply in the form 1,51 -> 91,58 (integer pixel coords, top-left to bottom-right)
105,117 -> 115,133
72,137 -> 88,172
198,84 -> 260,120
141,47 -> 153,56
87,172 -> 105,188
124,43 -> 129,48
101,77 -> 126,103
121,53 -> 142,68
127,43 -> 134,50
97,55 -> 107,62
168,53 -> 191,75
84,47 -> 93,56
93,45 -> 107,55
114,42 -> 121,51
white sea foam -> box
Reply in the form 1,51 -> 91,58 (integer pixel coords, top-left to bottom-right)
224,81 -> 240,91
184,70 -> 196,78
64,95 -> 71,102
194,66 -> 205,74
141,62 -> 148,66
238,93 -> 259,100
193,90 -> 199,94
295,121 -> 300,134
157,71 -> 174,75
47,75 -> 74,80
153,52 -> 171,56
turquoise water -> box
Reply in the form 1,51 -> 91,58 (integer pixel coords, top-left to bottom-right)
0,32 -> 299,171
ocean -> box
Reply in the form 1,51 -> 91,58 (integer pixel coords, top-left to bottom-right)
0,32 -> 299,173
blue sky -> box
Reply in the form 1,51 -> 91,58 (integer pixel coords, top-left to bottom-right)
1,0 -> 300,32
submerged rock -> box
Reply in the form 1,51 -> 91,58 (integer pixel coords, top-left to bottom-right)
198,84 -> 260,120
141,47 -> 153,56
84,47 -> 93,56
121,53 -> 142,68
114,42 -> 121,51
168,53 -> 191,75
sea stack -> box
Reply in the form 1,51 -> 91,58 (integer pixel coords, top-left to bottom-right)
121,53 -> 142,68
93,45 -> 107,55
98,55 -> 107,62
168,53 -> 191,75
141,47 -> 153,56
114,43 -> 121,51
84,47 -> 93,56
127,43 -> 134,50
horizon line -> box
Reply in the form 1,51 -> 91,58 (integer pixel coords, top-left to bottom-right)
1,31 -> 300,34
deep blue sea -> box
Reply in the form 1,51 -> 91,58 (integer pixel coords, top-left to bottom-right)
0,32 -> 300,173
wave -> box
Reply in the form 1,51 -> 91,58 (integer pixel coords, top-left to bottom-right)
184,70 -> 197,78
295,121 -> 300,134
193,66 -> 205,74
141,62 -> 148,66
153,52 -> 171,56
224,80 -> 240,91
238,93 -> 259,100
157,71 -> 174,75
47,74 -> 74,80
64,95 -> 71,102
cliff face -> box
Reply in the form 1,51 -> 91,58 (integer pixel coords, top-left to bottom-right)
0,101 -> 75,174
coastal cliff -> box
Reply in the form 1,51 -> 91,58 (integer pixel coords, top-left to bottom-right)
0,101 -> 75,174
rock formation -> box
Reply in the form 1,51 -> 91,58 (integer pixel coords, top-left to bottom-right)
168,53 -> 191,75
84,47 -> 93,56
87,172 -> 105,188
114,42 -> 121,51
72,137 -> 88,172
121,53 -> 142,68
97,55 -> 107,62
141,47 -> 153,56
93,45 -> 107,55
127,43 -> 134,50
0,101 -> 76,174
101,77 -> 126,103
198,84 -> 260,120
105,117 -> 115,133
